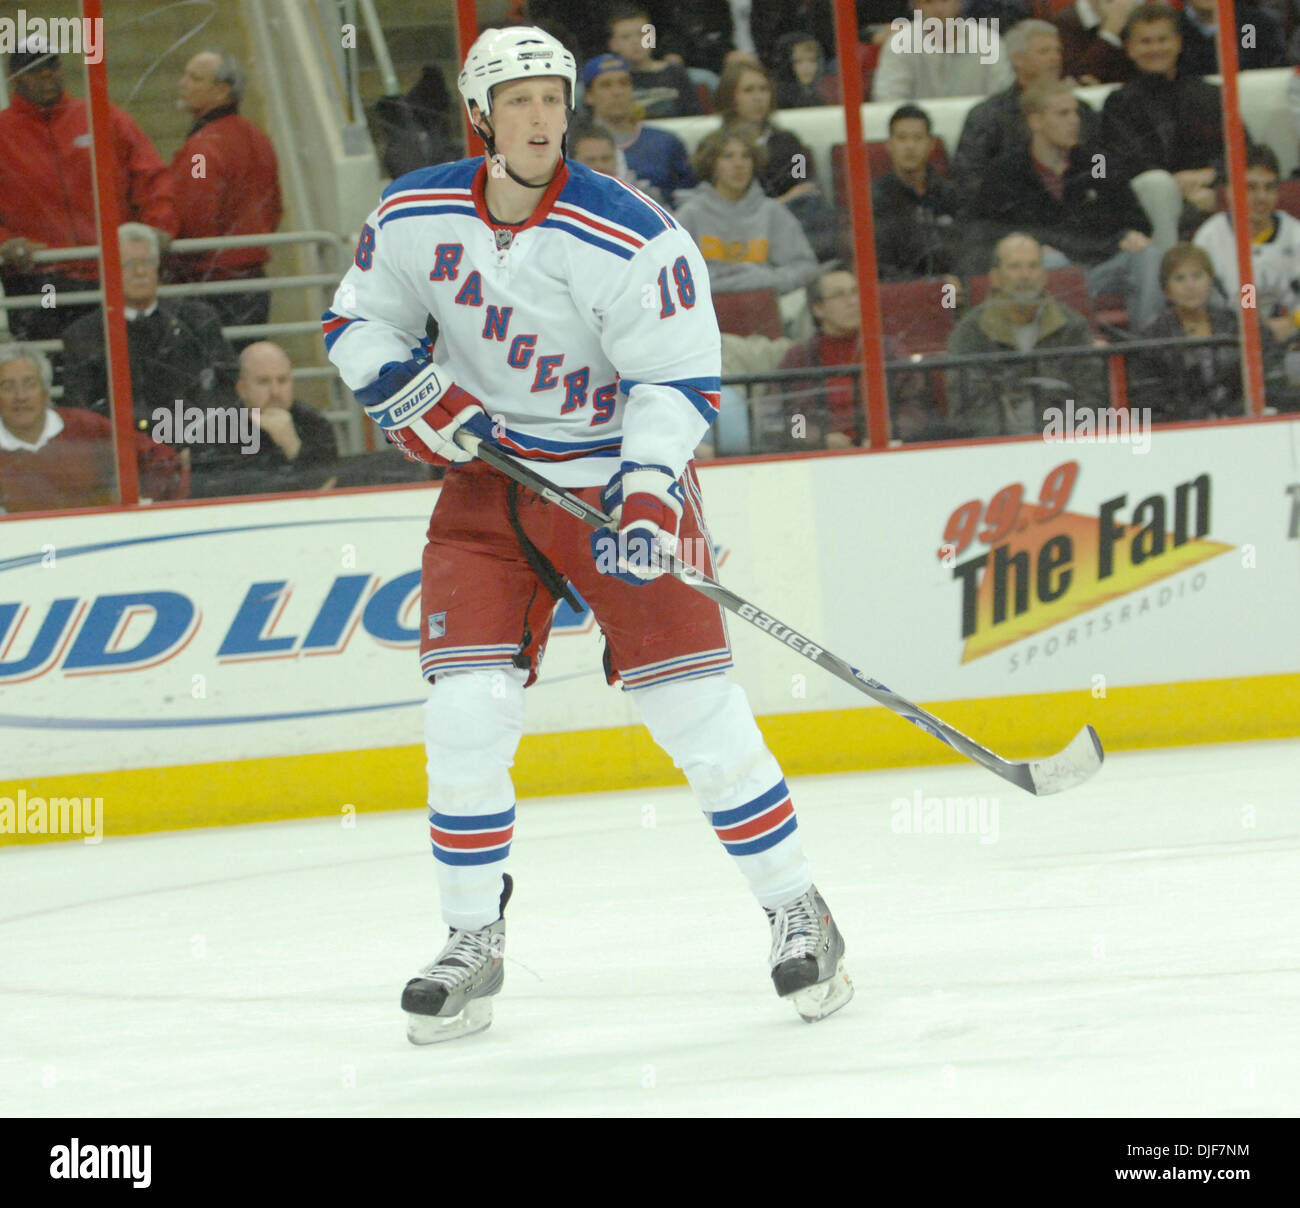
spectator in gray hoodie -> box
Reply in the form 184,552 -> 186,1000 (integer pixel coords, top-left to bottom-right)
674,124 -> 819,297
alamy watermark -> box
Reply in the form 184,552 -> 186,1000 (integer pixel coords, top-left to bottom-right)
50,1139 -> 150,1188
151,403 -> 261,454
0,12 -> 103,64
890,11 -> 1000,66
0,789 -> 103,844
1043,399 -> 1153,455
891,789 -> 1000,844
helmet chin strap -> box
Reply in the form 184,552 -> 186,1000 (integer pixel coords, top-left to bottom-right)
476,116 -> 567,191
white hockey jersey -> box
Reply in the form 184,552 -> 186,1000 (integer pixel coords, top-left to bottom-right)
1193,208 -> 1300,319
324,157 -> 723,488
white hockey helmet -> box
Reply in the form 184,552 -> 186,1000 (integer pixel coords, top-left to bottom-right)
458,26 -> 577,131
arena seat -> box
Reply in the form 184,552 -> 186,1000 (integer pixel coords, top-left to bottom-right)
878,277 -> 959,354
712,288 -> 784,338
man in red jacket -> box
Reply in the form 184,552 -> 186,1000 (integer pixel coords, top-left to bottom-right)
0,42 -> 177,342
168,50 -> 282,340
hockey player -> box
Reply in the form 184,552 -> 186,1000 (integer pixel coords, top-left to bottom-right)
323,26 -> 852,1043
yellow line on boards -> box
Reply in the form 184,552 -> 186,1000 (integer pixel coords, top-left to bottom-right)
3,673 -> 1296,844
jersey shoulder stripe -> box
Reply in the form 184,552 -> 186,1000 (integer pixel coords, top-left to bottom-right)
380,157 -> 481,201
559,161 -> 675,242
538,215 -> 638,260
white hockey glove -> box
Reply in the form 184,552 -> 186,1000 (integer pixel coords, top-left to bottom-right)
356,359 -> 495,466
590,462 -> 686,585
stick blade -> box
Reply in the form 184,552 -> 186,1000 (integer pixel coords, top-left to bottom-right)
1023,724 -> 1105,796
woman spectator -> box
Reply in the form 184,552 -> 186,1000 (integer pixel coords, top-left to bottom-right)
675,124 -> 819,299
1130,244 -> 1289,422
714,61 -> 840,260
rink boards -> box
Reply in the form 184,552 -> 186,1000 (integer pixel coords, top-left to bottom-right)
2,418 -> 1298,840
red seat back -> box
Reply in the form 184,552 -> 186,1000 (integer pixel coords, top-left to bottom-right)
877,277 -> 959,354
712,288 -> 783,339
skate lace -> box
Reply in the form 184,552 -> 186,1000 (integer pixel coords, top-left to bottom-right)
768,894 -> 822,966
414,927 -> 501,989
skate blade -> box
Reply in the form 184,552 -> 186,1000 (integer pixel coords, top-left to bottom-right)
789,959 -> 854,1023
405,997 -> 493,1045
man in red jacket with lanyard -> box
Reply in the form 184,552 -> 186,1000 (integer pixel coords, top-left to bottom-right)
0,39 -> 177,342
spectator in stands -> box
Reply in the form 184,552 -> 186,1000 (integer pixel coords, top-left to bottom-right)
1193,146 -> 1300,344
1052,0 -> 1136,85
772,267 -> 934,447
570,122 -> 622,177
1178,0 -> 1284,74
1100,4 -> 1227,231
569,120 -> 664,202
374,63 -> 461,177
771,31 -> 840,109
1129,243 -> 1267,422
871,0 -> 1014,102
0,343 -> 182,512
606,4 -> 703,117
169,50 -> 283,338
236,342 -> 337,470
61,224 -> 239,447
197,341 -> 338,496
583,54 -> 695,205
0,39 -> 177,343
715,60 -> 840,260
952,20 -> 1101,208
751,0 -> 838,72
947,233 -> 1104,435
970,78 -> 1165,327
873,104 -> 962,282
675,124 -> 819,297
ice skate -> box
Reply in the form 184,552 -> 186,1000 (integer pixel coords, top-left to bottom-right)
402,874 -> 512,1044
765,884 -> 853,1022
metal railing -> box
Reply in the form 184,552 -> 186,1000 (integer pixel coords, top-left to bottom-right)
0,229 -> 367,452
723,334 -> 1275,450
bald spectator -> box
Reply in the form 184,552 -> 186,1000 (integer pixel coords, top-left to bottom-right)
0,344 -> 182,512
236,342 -> 337,472
1052,0 -> 1136,85
953,20 -> 1100,207
168,50 -> 282,338
947,233 -> 1104,435
872,0 -> 1014,102
0,40 -> 177,342
195,342 -> 337,496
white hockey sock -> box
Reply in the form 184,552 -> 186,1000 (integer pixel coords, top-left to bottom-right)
424,668 -> 526,929
633,674 -> 813,909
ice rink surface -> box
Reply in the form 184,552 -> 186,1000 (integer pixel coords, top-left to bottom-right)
2,739 -> 1298,1118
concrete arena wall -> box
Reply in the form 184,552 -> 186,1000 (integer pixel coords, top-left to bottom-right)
2,419 -> 1297,844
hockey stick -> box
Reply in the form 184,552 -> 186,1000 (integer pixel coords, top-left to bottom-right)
456,436 -> 1104,797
